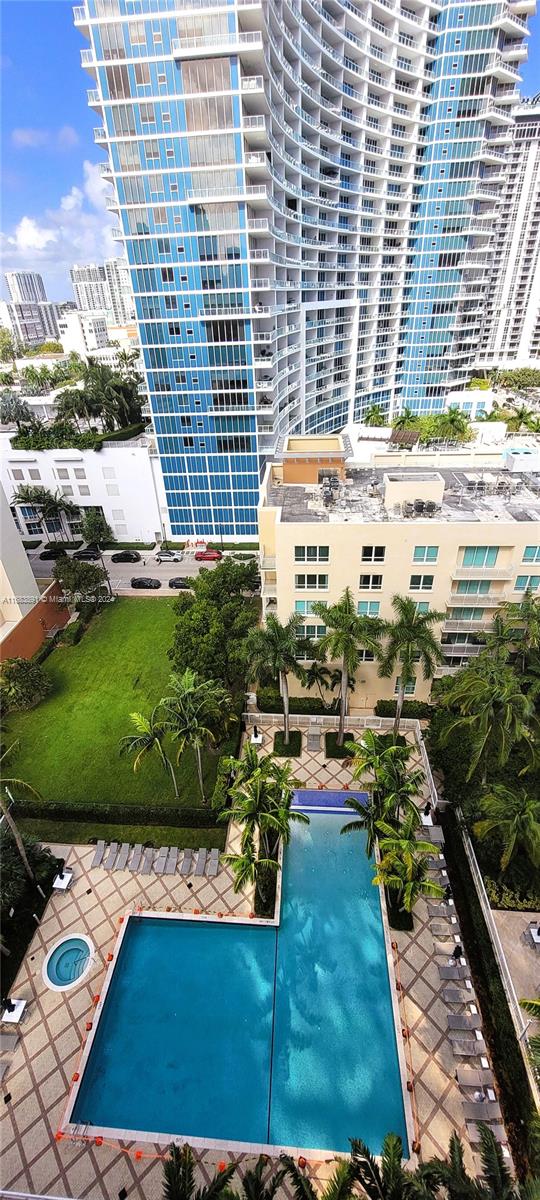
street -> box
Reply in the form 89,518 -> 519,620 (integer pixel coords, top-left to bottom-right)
27,548 -> 222,595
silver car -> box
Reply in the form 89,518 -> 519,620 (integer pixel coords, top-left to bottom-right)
155,549 -> 184,563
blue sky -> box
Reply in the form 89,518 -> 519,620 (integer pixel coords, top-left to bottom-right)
1,0 -> 539,300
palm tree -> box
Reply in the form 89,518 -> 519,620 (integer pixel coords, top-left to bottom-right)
519,998 -> 540,1075
119,708 -> 179,798
11,483 -> 79,543
340,730 -> 417,853
363,403 -> 387,427
438,660 -> 537,782
351,1132 -> 441,1200
434,1125 -> 530,1200
341,794 -> 388,857
312,589 -> 384,745
374,813 -> 445,912
437,407 -> 471,441
162,1143 -> 235,1200
502,588 -> 540,672
473,784 -> 540,873
55,387 -> 88,432
245,613 -> 305,746
162,669 -> 234,803
223,769 -> 308,864
0,743 -> 42,884
482,613 -> 514,665
280,1152 -> 358,1200
229,1157 -> 286,1200
506,404 -> 536,432
392,406 -> 419,430
379,595 -> 446,736
304,659 -> 332,708
222,841 -> 280,907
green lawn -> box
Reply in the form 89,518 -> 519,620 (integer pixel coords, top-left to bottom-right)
6,598 -> 222,810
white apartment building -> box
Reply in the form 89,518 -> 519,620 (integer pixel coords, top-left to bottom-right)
2,430 -> 168,544
0,482 -> 40,642
259,435 -> 540,708
70,258 -> 136,326
0,299 -> 60,348
5,272 -> 47,305
104,258 -> 135,324
58,310 -> 110,357
478,97 -> 540,369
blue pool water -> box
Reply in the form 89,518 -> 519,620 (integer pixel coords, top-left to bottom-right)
72,803 -> 407,1152
47,937 -> 90,986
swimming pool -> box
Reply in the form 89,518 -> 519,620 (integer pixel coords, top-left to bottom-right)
70,800 -> 408,1154
43,935 -> 93,992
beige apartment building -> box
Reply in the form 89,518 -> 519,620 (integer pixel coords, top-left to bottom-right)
258,436 -> 540,709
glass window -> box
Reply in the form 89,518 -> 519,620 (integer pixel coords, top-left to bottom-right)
515,575 -> 540,592
358,649 -> 375,661
456,580 -> 490,595
295,574 -> 328,589
523,546 -> 540,563
359,574 -> 382,589
415,601 -> 429,614
395,675 -> 416,695
462,546 -> 499,567
362,545 -> 385,562
295,600 -> 327,614
450,607 -> 485,621
410,574 -> 434,590
358,600 -> 380,616
294,546 -> 329,562
413,545 -> 438,562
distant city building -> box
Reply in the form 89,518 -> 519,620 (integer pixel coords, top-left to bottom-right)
0,298 -> 60,348
478,96 -> 540,369
70,258 -> 136,325
105,258 -> 136,324
5,271 -> 47,305
58,310 -> 110,357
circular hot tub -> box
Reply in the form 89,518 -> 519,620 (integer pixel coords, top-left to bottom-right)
43,934 -> 94,992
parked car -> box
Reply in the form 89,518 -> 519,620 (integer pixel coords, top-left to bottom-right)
168,577 -> 192,589
39,546 -> 67,560
111,550 -> 141,563
155,550 -> 183,563
194,548 -> 223,562
131,576 -> 161,590
73,547 -> 101,561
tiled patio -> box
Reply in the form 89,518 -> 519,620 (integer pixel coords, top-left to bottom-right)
1,731 -> 488,1197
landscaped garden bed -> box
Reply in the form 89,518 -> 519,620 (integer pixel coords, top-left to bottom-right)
273,730 -> 302,756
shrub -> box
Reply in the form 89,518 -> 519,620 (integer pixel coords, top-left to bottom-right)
22,539 -> 41,549
257,687 -> 328,715
210,756 -> 234,813
58,619 -> 86,646
0,657 -> 52,712
485,876 -> 540,911
13,798 -> 221,827
273,730 -> 302,756
43,539 -> 82,550
93,422 -> 146,449
374,699 -> 434,719
34,635 -> 60,664
325,732 -> 352,759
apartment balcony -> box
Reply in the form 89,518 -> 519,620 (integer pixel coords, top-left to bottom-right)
111,228 -> 124,241
439,642 -> 483,656
93,126 -> 106,143
171,31 -> 263,58
87,88 -> 101,108
261,555 -> 276,569
442,618 -> 493,633
241,74 -> 265,93
447,593 -> 508,608
80,47 -> 94,69
499,4 -> 529,29
73,4 -> 89,33
98,161 -> 112,177
491,54 -> 521,78
452,566 -> 514,580
479,141 -> 507,163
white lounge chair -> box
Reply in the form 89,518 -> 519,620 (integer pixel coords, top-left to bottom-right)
180,849 -> 193,875
128,844 -> 143,872
456,1066 -> 495,1089
153,847 -> 168,874
103,843 -> 119,870
207,848 -> 220,877
194,848 -> 207,876
463,1100 -> 501,1121
448,1011 -> 482,1031
91,840 -> 106,868
165,847 -> 179,874
141,846 -> 155,875
114,843 -> 130,871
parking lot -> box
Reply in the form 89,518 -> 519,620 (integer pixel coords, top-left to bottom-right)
27,547 -> 222,594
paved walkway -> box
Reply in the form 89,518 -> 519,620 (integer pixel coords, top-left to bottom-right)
491,909 -> 540,1005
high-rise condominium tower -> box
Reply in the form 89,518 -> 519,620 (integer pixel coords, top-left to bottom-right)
71,258 -> 136,323
75,0 -> 533,537
477,95 -> 540,369
5,271 -> 47,305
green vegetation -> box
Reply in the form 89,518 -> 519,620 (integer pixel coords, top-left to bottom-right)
0,827 -> 60,993
379,595 -> 445,735
3,599 -> 220,808
0,658 -> 52,712
18,818 -> 225,852
169,558 -> 260,689
273,729 -> 302,756
246,612 -> 305,745
325,731 -> 352,758
257,687 -> 329,715
0,327 -> 16,362
392,406 -> 473,442
80,508 -> 113,546
312,587 -> 384,744
11,483 -> 79,542
23,341 -> 63,355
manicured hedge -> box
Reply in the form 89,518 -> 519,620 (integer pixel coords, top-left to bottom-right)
325,732 -> 351,759
274,730 -> 302,756
93,422 -> 147,449
13,798 -> 221,828
257,687 -> 330,715
22,539 -> 41,549
374,699 -> 434,719
43,539 -> 83,551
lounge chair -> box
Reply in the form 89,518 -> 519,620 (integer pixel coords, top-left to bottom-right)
128,844 -> 143,872
456,1067 -> 495,1089
0,1062 -> 8,1082
466,1122 -> 507,1146
431,922 -> 458,938
113,843 -> 130,871
428,853 -> 447,868
451,1037 -> 487,1057
448,1012 -> 482,1031
463,1100 -> 502,1121
141,847 -> 155,875
427,826 -> 445,845
439,964 -> 468,980
103,842 -> 119,870
0,1033 -> 19,1053
194,848 -> 207,876
165,847 -> 179,875
207,848 -> 220,877
442,986 -> 473,1004
91,840 -> 106,868
153,847 -> 168,874
427,902 -> 454,918
180,849 -> 193,875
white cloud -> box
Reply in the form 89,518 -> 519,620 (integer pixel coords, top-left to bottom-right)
1,161 -> 117,297
11,125 -> 80,151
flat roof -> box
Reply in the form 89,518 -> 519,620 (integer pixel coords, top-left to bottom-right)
264,465 -> 540,525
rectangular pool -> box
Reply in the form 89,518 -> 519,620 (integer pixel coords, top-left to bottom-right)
71,802 -> 408,1153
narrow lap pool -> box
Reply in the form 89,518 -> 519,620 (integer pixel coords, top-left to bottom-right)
71,800 -> 407,1153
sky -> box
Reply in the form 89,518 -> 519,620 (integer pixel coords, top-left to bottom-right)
1,0 -> 539,302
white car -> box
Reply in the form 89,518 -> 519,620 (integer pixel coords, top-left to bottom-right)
155,549 -> 184,563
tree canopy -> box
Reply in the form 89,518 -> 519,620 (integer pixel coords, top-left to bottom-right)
168,558 -> 260,689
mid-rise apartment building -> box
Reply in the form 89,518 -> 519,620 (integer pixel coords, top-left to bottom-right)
477,95 -> 540,369
259,435 -> 540,706
70,258 -> 136,325
75,0 -> 534,537
0,298 -> 60,348
5,271 -> 47,305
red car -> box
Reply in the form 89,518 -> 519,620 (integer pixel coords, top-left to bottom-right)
194,548 -> 223,561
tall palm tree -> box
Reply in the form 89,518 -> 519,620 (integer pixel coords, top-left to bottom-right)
392,406 -> 419,431
433,1125 -> 531,1200
519,998 -> 540,1075
228,1156 -> 286,1200
437,407 -> 471,441
0,743 -> 42,884
341,794 -> 389,858
363,403 -> 387,427
280,1152 -> 358,1200
312,589 -> 384,745
438,660 -> 537,782
162,1143 -> 235,1200
379,595 -> 445,737
502,588 -> 540,672
245,612 -> 305,746
473,784 -> 540,873
304,659 -> 332,708
162,669 -> 234,803
374,814 -> 445,912
119,708 -> 179,798
222,840 -> 280,907
351,1132 -> 441,1200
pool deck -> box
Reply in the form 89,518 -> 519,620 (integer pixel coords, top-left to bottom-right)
2,730 -> 481,1198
